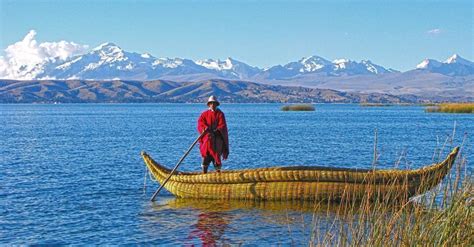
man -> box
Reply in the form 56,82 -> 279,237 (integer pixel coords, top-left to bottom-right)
197,95 -> 229,174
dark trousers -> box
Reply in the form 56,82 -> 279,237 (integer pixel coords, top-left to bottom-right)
201,155 -> 221,171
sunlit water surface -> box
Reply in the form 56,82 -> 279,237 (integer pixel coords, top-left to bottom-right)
1,104 -> 473,244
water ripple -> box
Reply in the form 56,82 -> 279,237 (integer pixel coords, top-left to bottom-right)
1,103 -> 472,244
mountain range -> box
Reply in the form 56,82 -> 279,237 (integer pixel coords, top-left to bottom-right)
0,79 -> 423,103
7,42 -> 403,81
1,42 -> 473,100
416,54 -> 474,76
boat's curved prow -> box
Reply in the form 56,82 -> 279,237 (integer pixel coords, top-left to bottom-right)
141,147 -> 460,201
141,151 -> 172,183
413,146 -> 460,194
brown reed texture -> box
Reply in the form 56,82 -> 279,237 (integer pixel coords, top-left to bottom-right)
308,152 -> 473,246
281,104 -> 315,111
141,147 -> 458,201
426,103 -> 474,113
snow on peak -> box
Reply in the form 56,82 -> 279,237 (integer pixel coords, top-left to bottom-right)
333,58 -> 350,64
280,55 -> 331,73
445,54 -> 460,63
417,55 -> 473,70
298,56 -> 331,72
196,58 -> 234,70
278,56 -> 390,75
152,57 -> 184,68
361,60 -> 376,73
444,54 -> 473,66
415,55 -> 474,75
225,57 -> 236,66
333,58 -> 352,70
194,57 -> 260,78
416,59 -> 442,69
88,42 -> 127,63
93,42 -> 120,51
300,55 -> 328,63
141,53 -> 152,59
361,60 -> 388,74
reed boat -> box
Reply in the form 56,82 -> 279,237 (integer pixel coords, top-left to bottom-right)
141,147 -> 459,201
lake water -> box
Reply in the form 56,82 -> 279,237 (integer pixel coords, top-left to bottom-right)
1,104 -> 473,245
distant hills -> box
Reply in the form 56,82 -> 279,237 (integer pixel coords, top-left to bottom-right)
0,42 -> 473,102
0,79 -> 423,103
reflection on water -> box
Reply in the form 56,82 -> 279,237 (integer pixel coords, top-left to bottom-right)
138,198 -> 329,245
167,198 -> 326,213
186,211 -> 231,246
139,197 -> 427,245
139,198 -> 321,245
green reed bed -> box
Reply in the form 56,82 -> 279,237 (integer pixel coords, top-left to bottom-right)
426,103 -> 474,113
281,104 -> 315,111
308,149 -> 473,246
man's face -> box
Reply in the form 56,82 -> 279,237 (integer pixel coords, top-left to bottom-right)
209,102 -> 217,110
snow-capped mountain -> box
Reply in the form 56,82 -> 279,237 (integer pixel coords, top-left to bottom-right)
286,56 -> 333,73
2,40 -> 471,81
195,57 -> 261,79
42,45 -> 392,80
445,54 -> 474,66
332,59 -> 397,75
261,56 -> 396,79
42,42 -> 210,80
28,43 -> 262,80
261,56 -> 333,78
416,54 -> 474,76
416,59 -> 443,70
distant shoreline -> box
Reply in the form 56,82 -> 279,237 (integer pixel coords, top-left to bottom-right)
1,79 -> 472,104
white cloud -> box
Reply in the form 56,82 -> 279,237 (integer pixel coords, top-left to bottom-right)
427,28 -> 442,35
0,30 -> 89,79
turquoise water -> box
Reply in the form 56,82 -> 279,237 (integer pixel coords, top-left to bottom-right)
1,104 -> 472,245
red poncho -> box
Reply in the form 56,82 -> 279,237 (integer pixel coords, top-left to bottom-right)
197,108 -> 229,165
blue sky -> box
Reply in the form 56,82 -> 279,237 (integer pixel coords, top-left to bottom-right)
0,0 -> 472,71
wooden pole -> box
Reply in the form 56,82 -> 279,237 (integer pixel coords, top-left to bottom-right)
150,128 -> 207,202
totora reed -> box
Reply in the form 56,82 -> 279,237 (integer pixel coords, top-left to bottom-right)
141,147 -> 459,201
281,104 -> 315,111
426,103 -> 474,113
307,147 -> 472,246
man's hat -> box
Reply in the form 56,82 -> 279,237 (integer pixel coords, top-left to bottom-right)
207,95 -> 220,106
